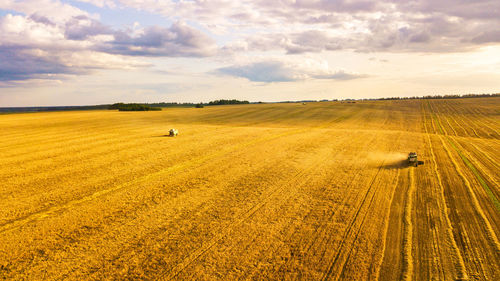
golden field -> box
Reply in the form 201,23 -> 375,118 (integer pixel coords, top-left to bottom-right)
0,98 -> 498,280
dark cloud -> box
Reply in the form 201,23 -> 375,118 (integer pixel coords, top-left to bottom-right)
392,0 -> 500,20
0,47 -> 85,82
29,13 -> 55,26
65,15 -> 112,40
471,30 -> 500,43
257,0 -> 378,15
100,22 -> 216,57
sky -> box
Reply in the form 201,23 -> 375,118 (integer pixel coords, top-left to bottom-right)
0,0 -> 499,106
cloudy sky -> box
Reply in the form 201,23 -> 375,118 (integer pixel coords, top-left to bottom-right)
1,0 -> 499,106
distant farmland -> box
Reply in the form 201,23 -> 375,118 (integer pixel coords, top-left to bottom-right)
0,98 -> 498,280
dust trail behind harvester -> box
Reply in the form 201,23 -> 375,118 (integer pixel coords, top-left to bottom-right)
367,151 -> 408,169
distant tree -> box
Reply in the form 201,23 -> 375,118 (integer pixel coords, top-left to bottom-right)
207,99 -> 250,105
109,103 -> 161,111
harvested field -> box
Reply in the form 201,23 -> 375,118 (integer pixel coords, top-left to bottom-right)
0,98 -> 499,280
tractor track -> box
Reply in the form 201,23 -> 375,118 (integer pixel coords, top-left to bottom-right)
466,141 -> 500,170
335,135 -> 403,281
422,103 -> 468,280
428,102 -> 500,211
400,167 -> 415,281
437,103 -> 500,199
450,138 -> 500,192
437,134 -> 500,246
373,169 -> 401,281
338,167 -> 401,281
427,101 -> 500,279
430,104 -> 500,213
320,149 -> 394,281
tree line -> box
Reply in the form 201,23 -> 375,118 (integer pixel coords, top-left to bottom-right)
108,103 -> 161,111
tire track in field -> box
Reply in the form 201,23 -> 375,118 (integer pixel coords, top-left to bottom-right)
438,135 -> 500,245
441,102 -> 469,137
465,105 -> 500,137
320,146 -> 395,281
429,102 -> 500,212
164,139 -> 334,280
338,168 -> 401,281
374,168 -> 401,281
0,127 -> 312,234
436,104 -> 500,201
462,104 -> 500,138
427,102 -> 500,252
443,101 -> 481,139
466,141 -> 500,170
441,107 -> 500,187
422,103 -> 468,281
442,101 -> 498,172
450,138 -> 500,190
311,133 -> 384,271
335,134 -> 403,281
401,167 -> 415,281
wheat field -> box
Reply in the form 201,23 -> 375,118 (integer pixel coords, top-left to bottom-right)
0,98 -> 498,280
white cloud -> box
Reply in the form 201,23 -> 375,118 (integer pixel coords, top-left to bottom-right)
0,0 -> 91,24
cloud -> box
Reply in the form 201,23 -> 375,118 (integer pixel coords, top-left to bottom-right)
75,0 -> 117,8
1,0 -> 92,24
471,30 -> 500,44
64,15 -> 113,40
0,1 -> 216,83
103,22 -> 217,57
216,61 -> 297,82
214,59 -> 367,83
1,0 -> 499,86
0,47 -> 82,82
0,13 -> 149,84
117,0 -> 500,53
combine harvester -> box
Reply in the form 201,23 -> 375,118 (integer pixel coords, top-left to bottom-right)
169,128 -> 178,137
408,152 -> 424,167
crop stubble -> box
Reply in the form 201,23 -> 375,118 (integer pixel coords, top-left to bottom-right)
0,98 -> 498,280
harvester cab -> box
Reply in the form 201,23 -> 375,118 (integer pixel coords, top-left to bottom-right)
408,152 -> 424,167
169,128 -> 178,137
